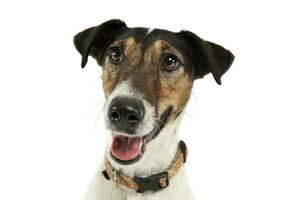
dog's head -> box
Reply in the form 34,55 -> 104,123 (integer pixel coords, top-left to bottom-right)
74,19 -> 234,165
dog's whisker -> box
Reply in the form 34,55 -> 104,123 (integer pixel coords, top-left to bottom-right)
191,91 -> 201,115
180,110 -> 193,118
93,109 -> 105,131
179,110 -> 200,127
83,101 -> 106,118
83,76 -> 102,90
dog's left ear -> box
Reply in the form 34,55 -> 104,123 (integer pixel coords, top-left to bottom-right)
74,19 -> 127,68
178,31 -> 235,84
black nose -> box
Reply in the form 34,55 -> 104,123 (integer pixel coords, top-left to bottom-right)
108,97 -> 145,133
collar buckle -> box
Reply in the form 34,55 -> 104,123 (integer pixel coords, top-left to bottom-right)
133,171 -> 169,193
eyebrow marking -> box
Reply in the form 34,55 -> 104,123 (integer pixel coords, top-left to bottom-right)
110,37 -> 135,47
155,40 -> 184,62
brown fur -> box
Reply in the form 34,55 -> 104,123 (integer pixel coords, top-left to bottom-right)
101,37 -> 193,123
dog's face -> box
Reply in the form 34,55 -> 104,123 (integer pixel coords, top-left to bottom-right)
74,20 -> 234,165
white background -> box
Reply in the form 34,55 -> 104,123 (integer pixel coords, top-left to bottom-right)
0,0 -> 300,199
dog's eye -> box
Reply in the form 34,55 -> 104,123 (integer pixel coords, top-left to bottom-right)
162,54 -> 179,71
109,47 -> 122,63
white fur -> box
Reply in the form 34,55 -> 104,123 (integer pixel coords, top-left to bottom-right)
104,80 -> 155,138
85,81 -> 195,200
147,28 -> 154,35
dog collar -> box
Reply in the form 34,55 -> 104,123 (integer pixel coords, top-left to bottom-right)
102,140 -> 187,193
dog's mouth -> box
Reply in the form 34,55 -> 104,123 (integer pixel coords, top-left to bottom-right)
110,106 -> 173,164
111,135 -> 143,162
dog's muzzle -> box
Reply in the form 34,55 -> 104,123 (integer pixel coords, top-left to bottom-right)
107,97 -> 146,163
106,95 -> 172,164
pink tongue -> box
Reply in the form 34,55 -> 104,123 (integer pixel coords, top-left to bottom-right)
111,135 -> 143,161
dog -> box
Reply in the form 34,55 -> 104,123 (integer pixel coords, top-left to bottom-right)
74,19 -> 234,200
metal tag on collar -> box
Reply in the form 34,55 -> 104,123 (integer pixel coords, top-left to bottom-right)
133,171 -> 169,193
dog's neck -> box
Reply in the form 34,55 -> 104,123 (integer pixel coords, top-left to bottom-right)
105,115 -> 183,178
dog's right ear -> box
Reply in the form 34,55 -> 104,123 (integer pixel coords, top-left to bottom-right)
73,19 -> 127,68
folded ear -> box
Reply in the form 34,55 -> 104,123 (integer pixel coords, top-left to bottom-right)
73,19 -> 127,68
178,31 -> 234,84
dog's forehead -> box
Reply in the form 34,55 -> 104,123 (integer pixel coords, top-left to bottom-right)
115,28 -> 187,52
116,27 -> 149,41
